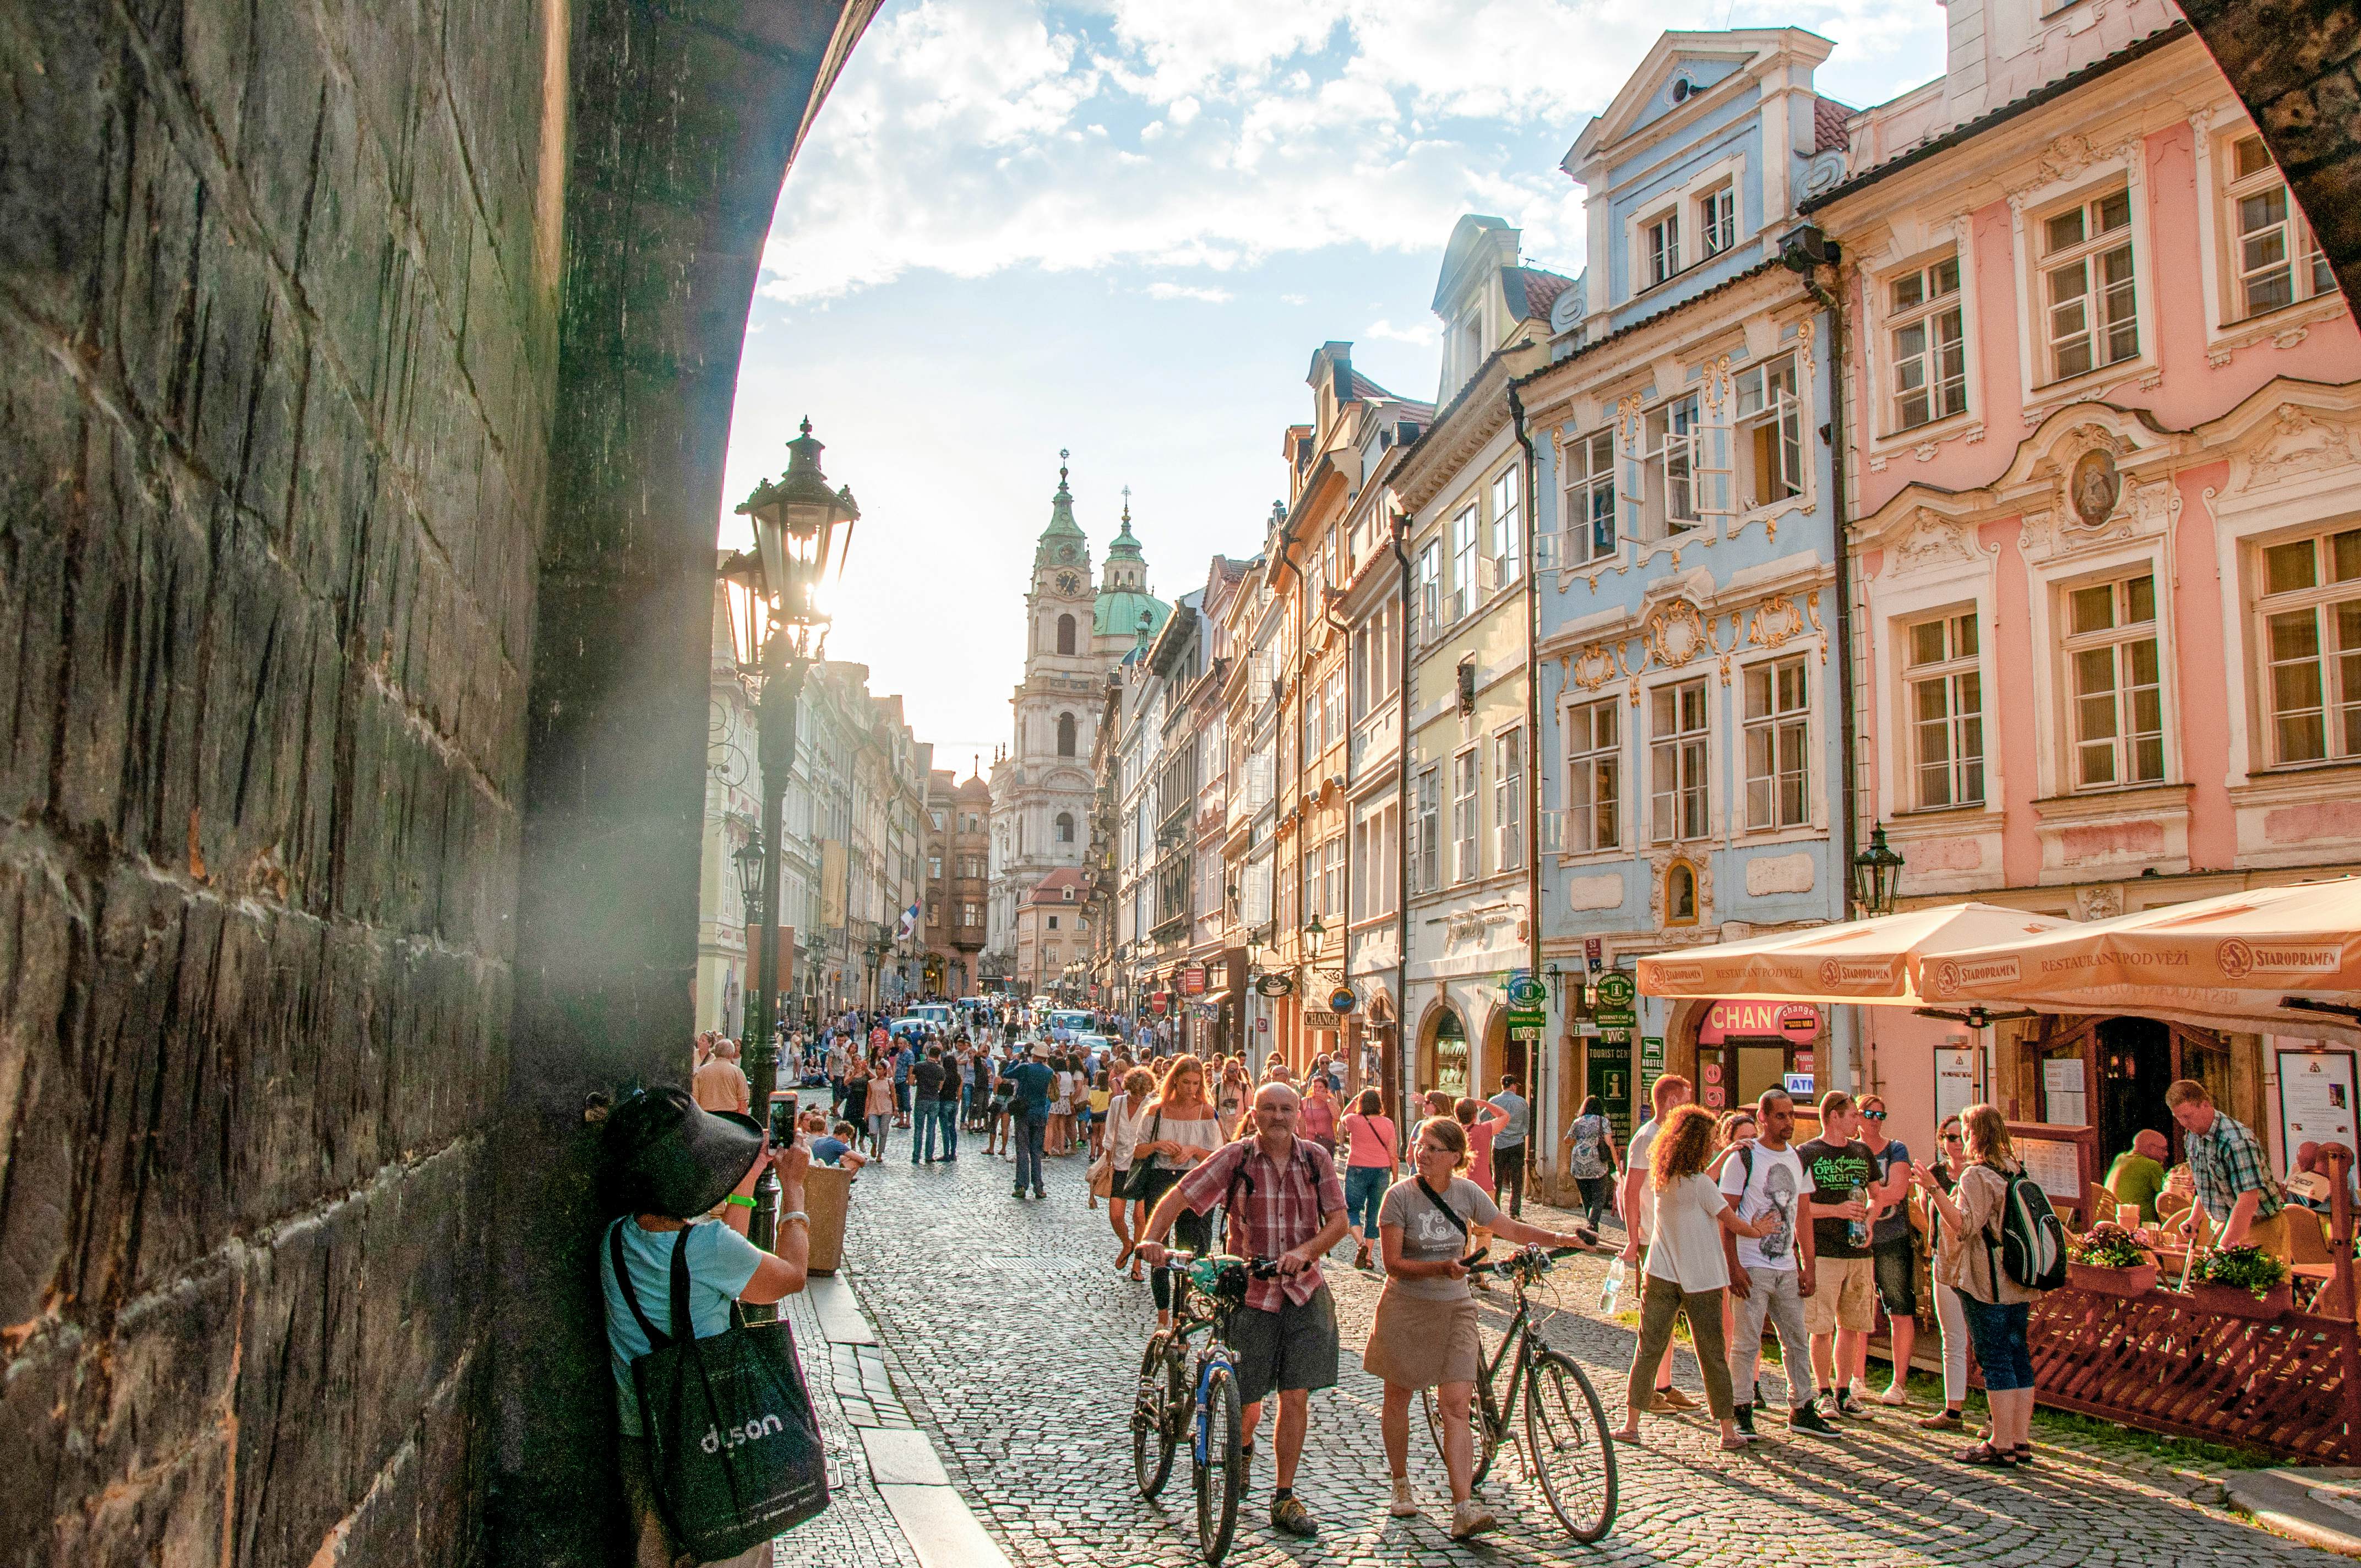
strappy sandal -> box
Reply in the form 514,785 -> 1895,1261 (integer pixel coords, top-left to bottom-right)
1955,1442 -> 2016,1467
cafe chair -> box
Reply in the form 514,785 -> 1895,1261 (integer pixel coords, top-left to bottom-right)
2282,1205 -> 2333,1266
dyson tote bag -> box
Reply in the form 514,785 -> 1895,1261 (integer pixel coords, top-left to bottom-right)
610,1225 -> 830,1555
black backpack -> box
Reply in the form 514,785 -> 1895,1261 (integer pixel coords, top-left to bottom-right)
1980,1166 -> 2068,1292
607,1223 -> 830,1556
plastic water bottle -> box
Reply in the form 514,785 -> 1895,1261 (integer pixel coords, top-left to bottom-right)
1847,1184 -> 1870,1248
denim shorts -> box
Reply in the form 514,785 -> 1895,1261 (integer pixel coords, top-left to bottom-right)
1959,1294 -> 2034,1391
1345,1166 -> 1388,1236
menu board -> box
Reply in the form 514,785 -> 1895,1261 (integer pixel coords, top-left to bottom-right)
2042,1057 -> 2087,1128
1935,1048 -> 1976,1127
2278,1048 -> 2359,1163
2017,1136 -> 2084,1202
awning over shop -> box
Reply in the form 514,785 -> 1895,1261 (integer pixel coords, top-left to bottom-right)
1635,903 -> 2075,1006
1923,879 -> 2361,1043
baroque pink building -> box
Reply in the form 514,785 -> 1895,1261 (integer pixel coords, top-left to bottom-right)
1807,0 -> 2361,1166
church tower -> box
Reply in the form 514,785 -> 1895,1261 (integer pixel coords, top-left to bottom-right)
1091,489 -> 1168,658
989,454 -> 1130,973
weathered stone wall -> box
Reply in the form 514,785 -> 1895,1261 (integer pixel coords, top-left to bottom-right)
1,0 -> 871,1562
0,0 -> 558,1561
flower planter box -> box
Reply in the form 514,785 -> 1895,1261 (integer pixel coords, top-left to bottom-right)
2185,1280 -> 2294,1320
2068,1260 -> 2158,1298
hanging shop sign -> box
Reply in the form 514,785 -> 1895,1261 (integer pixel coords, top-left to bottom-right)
1595,971 -> 1636,1010
1254,972 -> 1295,998
1699,999 -> 1821,1044
1505,975 -> 1547,1007
1303,1010 -> 1339,1030
1329,986 -> 1358,1014
1180,964 -> 1208,995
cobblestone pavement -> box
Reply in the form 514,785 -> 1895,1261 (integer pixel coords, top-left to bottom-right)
837,1139 -> 2340,1567
777,1285 -> 923,1567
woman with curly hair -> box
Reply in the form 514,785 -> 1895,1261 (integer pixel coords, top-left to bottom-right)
1612,1103 -> 1774,1450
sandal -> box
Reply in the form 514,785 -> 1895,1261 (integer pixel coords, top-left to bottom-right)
1955,1442 -> 2016,1467
1115,1243 -> 1135,1270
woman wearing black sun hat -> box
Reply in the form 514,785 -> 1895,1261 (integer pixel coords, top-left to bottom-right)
599,1086 -> 812,1566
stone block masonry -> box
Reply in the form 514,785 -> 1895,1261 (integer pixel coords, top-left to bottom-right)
3,0 -> 876,1562
0,0 -> 554,1562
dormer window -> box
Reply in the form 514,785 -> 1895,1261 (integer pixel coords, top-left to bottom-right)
1647,212 -> 1682,287
1698,184 -> 1736,259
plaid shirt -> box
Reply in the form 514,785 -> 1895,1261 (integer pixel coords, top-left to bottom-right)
1176,1136 -> 1346,1311
2185,1109 -> 2285,1227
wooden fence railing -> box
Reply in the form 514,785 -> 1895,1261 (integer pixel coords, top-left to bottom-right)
2026,1287 -> 2361,1463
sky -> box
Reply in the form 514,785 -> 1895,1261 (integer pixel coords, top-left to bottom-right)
719,0 -> 1949,775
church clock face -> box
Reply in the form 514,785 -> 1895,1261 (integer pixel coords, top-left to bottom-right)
1056,570 -> 1081,595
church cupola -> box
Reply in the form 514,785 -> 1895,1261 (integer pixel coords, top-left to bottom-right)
1035,450 -> 1088,571
1102,486 -> 1146,592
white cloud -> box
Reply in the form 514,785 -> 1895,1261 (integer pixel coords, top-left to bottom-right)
1365,317 -> 1440,346
761,0 -> 1942,306
1146,282 -> 1235,303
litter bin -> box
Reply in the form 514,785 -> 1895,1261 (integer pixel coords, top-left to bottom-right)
803,1164 -> 853,1275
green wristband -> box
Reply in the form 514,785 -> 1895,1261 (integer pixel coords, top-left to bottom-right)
725,1194 -> 757,1210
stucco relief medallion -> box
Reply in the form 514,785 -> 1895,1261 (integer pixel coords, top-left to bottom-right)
1644,600 -> 1710,669
2069,449 -> 2121,529
1571,641 -> 1621,692
2238,405 -> 2359,493
1890,511 -> 1978,576
1748,595 -> 1805,650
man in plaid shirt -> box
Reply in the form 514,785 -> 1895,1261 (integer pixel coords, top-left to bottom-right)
1138,1082 -> 1350,1538
2167,1077 -> 2288,1251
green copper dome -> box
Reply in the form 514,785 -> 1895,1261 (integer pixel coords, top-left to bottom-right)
1095,589 -> 1168,640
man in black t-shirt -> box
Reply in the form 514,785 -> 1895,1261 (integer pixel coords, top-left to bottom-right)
931,1043 -> 962,1161
1794,1091 -> 1879,1419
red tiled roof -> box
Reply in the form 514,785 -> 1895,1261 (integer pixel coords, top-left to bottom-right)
1814,96 -> 1853,153
1502,265 -> 1577,324
1027,869 -> 1088,904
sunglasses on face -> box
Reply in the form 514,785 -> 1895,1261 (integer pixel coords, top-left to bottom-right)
1940,1131 -> 1963,1141
1862,1110 -> 1887,1121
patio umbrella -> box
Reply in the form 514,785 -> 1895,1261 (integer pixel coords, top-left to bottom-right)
1917,879 -> 2361,1043
1634,902 -> 2076,1005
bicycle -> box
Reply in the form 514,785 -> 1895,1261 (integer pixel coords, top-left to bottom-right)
1130,1251 -> 1279,1566
1417,1244 -> 1618,1542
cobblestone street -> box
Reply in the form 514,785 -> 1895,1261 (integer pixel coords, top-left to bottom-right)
834,1140 -> 2343,1567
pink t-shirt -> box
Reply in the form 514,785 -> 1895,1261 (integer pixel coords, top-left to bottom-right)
1342,1112 -> 1397,1169
1465,1118 -> 1498,1191
1298,1096 -> 1337,1146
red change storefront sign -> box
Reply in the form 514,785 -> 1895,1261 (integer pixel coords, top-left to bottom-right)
1699,1000 -> 1821,1044
1180,965 -> 1207,995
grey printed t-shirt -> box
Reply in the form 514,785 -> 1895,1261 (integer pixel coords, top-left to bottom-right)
1378,1174 -> 1502,1302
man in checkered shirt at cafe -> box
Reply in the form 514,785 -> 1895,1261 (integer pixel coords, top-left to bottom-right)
1137,1081 -> 1350,1539
2168,1076 -> 2289,1253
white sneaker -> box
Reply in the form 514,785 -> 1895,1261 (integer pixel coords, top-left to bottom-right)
1448,1499 -> 1499,1540
1876,1385 -> 1911,1406
1389,1478 -> 1419,1518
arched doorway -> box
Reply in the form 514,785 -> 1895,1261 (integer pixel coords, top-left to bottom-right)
1422,1004 -> 1469,1101
2026,1015 -> 2233,1161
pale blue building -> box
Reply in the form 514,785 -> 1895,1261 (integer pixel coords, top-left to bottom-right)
1520,30 -> 1858,1150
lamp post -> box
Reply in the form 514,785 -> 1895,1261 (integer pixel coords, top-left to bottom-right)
733,826 -> 766,1037
1850,823 -> 1905,918
724,417 -> 858,1281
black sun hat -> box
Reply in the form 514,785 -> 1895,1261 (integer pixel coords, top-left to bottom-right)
601,1085 -> 767,1219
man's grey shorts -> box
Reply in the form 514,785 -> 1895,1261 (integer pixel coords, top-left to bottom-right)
1226,1281 -> 1341,1407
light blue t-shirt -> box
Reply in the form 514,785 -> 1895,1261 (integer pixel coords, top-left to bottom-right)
601,1217 -> 765,1435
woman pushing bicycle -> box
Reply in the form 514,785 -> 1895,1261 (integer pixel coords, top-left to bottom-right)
1367,1115 -> 1601,1540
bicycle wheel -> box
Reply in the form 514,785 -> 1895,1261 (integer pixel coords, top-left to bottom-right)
1419,1383 -> 1502,1487
1193,1361 -> 1244,1565
1522,1348 -> 1617,1543
1132,1333 -> 1181,1498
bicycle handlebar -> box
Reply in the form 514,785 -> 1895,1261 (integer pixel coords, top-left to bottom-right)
1159,1249 -> 1285,1279
1464,1242 -> 1596,1276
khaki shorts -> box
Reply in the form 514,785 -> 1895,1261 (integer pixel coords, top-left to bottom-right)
1803,1255 -> 1879,1335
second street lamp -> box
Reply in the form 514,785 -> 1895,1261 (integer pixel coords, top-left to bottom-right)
723,416 -> 858,1286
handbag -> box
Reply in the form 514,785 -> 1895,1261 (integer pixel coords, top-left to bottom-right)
609,1223 -> 830,1557
1118,1111 -> 1166,1200
1087,1149 -> 1113,1196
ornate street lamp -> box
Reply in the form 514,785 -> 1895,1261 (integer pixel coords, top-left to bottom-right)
1302,912 -> 1327,962
1851,823 -> 1905,918
733,826 -> 765,1034
722,417 -> 858,1277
